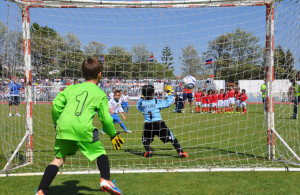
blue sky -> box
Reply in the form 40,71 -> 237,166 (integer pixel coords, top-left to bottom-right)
0,1 -> 299,76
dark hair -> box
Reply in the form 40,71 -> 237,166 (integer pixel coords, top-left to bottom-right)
242,89 -> 246,93
114,90 -> 121,94
82,57 -> 103,80
142,85 -> 155,100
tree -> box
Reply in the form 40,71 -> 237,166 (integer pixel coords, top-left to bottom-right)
180,45 -> 200,76
0,21 -> 8,77
104,46 -> 133,78
273,45 -> 295,79
131,44 -> 154,78
161,45 -> 175,78
132,44 -> 151,63
84,41 -> 105,57
59,32 -> 84,77
31,23 -> 63,78
204,28 -> 263,81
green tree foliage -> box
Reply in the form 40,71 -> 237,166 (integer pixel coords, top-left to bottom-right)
1,21 -> 22,77
84,41 -> 105,57
104,46 -> 132,78
0,21 -> 8,76
204,28 -> 263,82
59,32 -> 84,77
180,45 -> 200,76
131,44 -> 155,78
273,45 -> 295,79
31,23 -> 63,78
161,45 -> 175,78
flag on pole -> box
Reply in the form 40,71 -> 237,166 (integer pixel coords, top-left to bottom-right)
206,58 -> 213,64
100,56 -> 105,62
149,55 -> 154,62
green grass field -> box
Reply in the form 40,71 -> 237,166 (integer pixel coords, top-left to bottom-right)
1,172 -> 300,194
0,102 -> 300,194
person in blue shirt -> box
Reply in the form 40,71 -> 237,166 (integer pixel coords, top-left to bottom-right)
136,84 -> 188,158
9,77 -> 22,117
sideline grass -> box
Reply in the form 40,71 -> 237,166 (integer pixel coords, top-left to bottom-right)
0,172 -> 300,195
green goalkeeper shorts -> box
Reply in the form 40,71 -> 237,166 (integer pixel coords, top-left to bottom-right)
54,139 -> 106,162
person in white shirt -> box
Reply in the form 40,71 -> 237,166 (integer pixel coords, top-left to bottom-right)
101,90 -> 132,134
121,90 -> 130,114
108,87 -> 115,100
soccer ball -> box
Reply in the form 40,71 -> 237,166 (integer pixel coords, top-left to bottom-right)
183,75 -> 196,89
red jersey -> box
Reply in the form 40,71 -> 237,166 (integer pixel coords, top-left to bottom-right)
208,94 -> 213,104
218,93 -> 224,100
235,92 -> 241,100
240,93 -> 248,102
224,93 -> 229,100
183,87 -> 192,93
195,92 -> 202,102
201,95 -> 208,104
212,94 -> 218,103
228,89 -> 235,98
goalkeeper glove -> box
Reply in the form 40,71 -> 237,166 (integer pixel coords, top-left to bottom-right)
164,85 -> 174,95
111,132 -> 124,150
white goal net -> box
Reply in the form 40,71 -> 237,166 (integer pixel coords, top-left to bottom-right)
0,0 -> 300,175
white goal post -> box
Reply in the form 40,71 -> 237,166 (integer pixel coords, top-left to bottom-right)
1,0 -> 300,175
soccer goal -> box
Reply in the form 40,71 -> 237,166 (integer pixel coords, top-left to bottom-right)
1,0 -> 300,176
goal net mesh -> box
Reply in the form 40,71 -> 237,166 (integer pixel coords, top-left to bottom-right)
0,0 -> 299,174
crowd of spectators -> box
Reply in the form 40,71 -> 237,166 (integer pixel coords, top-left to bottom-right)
0,77 -> 180,102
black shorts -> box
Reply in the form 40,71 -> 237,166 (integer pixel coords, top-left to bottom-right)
142,121 -> 174,144
183,93 -> 193,102
9,96 -> 20,106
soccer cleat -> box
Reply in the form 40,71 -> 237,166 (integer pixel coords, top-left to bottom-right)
35,189 -> 45,195
191,110 -> 194,113
144,150 -> 153,157
8,113 -> 12,117
290,116 -> 296,119
125,130 -> 132,133
100,130 -> 106,134
126,112 -> 130,114
15,113 -> 21,117
182,110 -> 186,113
100,178 -> 123,195
178,151 -> 188,158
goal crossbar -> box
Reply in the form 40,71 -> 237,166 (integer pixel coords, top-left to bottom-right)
16,0 -> 271,8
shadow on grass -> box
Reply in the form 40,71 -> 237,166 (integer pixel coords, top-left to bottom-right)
49,180 -> 99,195
125,149 -> 176,158
125,146 -> 266,160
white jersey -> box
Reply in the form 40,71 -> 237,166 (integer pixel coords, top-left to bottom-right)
109,99 -> 124,114
109,92 -> 114,100
122,95 -> 129,102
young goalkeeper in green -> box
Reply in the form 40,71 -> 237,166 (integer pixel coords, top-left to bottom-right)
36,57 -> 124,195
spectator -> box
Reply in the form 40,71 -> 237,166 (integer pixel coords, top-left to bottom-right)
9,77 -> 22,117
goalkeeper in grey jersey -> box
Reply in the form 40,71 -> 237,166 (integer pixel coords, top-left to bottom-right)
136,84 -> 188,158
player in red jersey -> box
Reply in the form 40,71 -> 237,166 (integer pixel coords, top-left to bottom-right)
201,90 -> 208,113
207,89 -> 213,113
194,88 -> 202,113
235,88 -> 241,113
180,82 -> 194,113
240,89 -> 248,114
218,89 -> 224,113
211,90 -> 218,113
227,86 -> 235,113
223,89 -> 229,113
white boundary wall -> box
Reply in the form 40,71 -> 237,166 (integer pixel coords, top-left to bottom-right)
239,80 -> 291,102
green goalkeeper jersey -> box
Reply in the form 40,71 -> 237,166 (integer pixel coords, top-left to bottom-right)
52,82 -> 116,142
